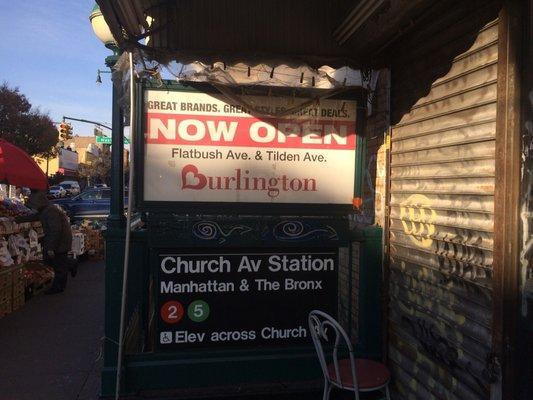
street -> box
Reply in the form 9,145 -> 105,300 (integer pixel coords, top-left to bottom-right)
0,260 -> 104,400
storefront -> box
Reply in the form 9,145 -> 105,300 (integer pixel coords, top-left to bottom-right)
34,147 -> 79,178
95,0 -> 530,399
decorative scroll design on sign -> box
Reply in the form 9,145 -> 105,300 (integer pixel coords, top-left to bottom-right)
273,220 -> 338,241
402,315 -> 500,395
192,221 -> 252,244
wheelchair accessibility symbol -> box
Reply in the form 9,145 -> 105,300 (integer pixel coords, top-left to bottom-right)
160,331 -> 173,344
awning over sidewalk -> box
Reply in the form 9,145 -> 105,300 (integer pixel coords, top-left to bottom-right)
0,139 -> 48,190
96,0 -> 434,68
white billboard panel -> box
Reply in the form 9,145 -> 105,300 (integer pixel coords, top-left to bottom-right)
143,90 -> 357,205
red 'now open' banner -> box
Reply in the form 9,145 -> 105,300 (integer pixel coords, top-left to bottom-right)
145,113 -> 356,150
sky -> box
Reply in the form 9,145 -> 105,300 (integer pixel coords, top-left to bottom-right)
0,0 -> 113,137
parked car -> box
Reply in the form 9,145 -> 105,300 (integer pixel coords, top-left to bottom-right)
52,187 -> 127,221
92,183 -> 108,188
59,181 -> 81,196
48,185 -> 67,198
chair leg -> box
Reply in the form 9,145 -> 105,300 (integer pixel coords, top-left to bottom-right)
322,380 -> 332,400
384,384 -> 391,400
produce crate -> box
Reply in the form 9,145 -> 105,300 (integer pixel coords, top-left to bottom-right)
83,228 -> 105,258
12,294 -> 24,311
12,265 -> 24,283
17,222 -> 32,231
31,278 -> 53,297
87,236 -> 105,260
12,266 -> 26,311
0,297 -> 12,318
0,269 -> 12,289
71,232 -> 85,257
12,280 -> 25,298
0,265 -> 28,316
0,284 -> 11,304
22,262 -> 54,299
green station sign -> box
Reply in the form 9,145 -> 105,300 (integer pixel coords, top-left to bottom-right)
156,249 -> 338,350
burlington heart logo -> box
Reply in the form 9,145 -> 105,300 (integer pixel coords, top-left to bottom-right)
181,164 -> 207,189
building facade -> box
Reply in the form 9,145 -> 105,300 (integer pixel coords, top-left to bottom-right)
96,0 -> 531,398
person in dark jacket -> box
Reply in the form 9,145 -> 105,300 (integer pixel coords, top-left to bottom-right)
17,191 -> 73,294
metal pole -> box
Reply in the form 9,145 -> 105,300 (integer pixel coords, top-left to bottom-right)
108,70 -> 125,229
115,51 -> 136,400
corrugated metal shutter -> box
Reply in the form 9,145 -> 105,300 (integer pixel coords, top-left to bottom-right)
359,69 -> 390,227
387,11 -> 500,400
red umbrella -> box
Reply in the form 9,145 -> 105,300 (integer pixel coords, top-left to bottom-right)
0,139 -> 48,190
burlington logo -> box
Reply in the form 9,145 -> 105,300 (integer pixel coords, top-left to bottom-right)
181,164 -> 207,189
181,164 -> 317,198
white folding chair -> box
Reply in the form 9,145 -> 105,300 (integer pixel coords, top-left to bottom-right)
308,310 -> 391,400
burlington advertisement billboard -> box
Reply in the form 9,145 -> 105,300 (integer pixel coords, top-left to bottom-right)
143,89 -> 357,204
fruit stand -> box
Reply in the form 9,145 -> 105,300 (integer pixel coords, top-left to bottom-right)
72,219 -> 106,260
0,139 -> 73,318
0,196 -> 52,318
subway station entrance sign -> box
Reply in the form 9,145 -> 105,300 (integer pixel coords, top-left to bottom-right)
157,250 -> 338,349
143,90 -> 357,205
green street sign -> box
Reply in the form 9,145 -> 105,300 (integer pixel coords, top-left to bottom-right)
95,136 -> 110,144
96,136 -> 130,144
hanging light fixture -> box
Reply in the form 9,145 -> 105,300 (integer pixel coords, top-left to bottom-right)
95,69 -> 111,86
89,4 -> 120,68
89,4 -> 116,47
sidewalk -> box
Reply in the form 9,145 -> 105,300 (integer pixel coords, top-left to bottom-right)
0,260 -> 105,400
0,260 -> 380,400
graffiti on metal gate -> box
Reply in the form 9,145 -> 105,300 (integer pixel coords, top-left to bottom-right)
402,315 -> 500,395
400,194 -> 437,248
